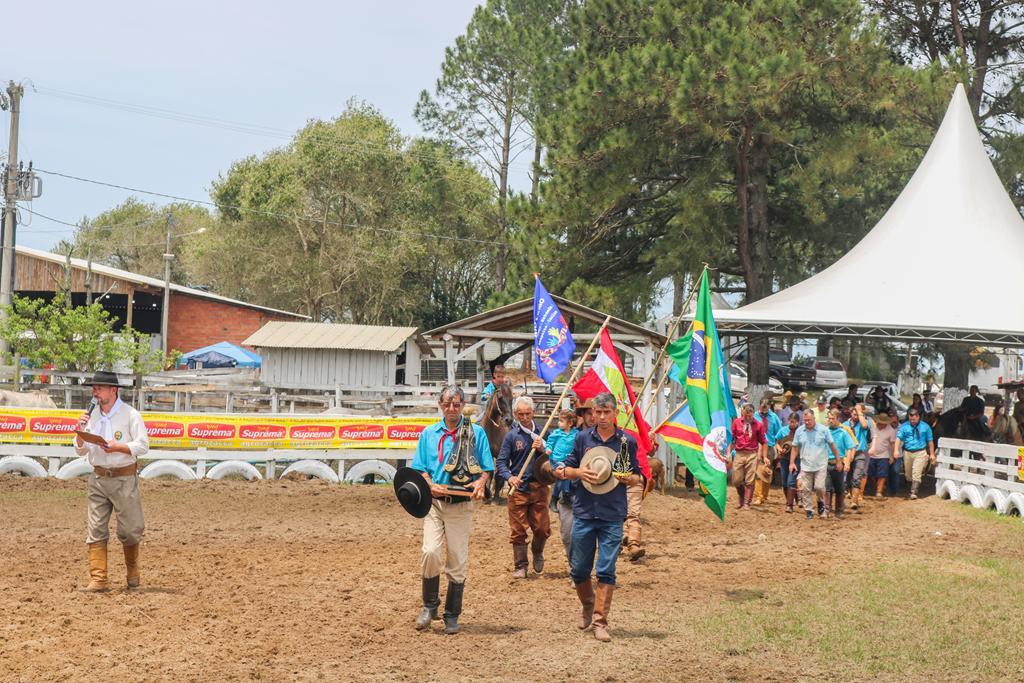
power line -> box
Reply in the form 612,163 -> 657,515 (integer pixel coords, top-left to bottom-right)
17,206 -> 165,235
32,167 -> 507,247
18,80 -> 538,174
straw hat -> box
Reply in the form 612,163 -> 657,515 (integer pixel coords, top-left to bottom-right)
874,413 -> 892,426
579,446 -> 620,495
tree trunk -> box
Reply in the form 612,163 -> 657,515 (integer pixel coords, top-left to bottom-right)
736,130 -> 772,389
939,342 -> 972,389
495,80 -> 515,293
530,138 -> 542,205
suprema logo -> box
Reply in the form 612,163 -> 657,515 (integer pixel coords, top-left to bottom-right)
289,425 -> 336,440
239,425 -> 287,440
29,417 -> 78,434
187,423 -> 236,439
0,415 -> 27,432
387,424 -> 426,440
339,424 -> 384,440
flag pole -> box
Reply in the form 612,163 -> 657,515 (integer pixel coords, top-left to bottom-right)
621,271 -> 704,429
511,314 -> 613,485
652,398 -> 688,433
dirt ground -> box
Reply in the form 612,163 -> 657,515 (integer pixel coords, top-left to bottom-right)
0,475 -> 1020,682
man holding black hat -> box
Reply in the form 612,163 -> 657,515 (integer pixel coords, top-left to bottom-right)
554,391 -> 641,643
74,371 -> 150,592
410,385 -> 493,635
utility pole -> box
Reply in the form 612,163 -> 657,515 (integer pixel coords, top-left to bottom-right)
161,212 -> 173,355
0,81 -> 24,356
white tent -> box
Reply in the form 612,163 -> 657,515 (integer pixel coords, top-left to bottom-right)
716,84 -> 1024,346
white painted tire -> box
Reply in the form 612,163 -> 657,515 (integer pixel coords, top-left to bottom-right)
0,455 -> 47,478
56,457 -> 94,480
957,483 -> 983,509
140,460 -> 197,480
982,489 -> 1008,515
206,461 -> 263,481
936,480 -> 959,501
281,459 -> 339,483
1005,493 -> 1024,517
343,459 -> 397,484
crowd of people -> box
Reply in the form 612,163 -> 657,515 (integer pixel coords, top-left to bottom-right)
723,382 -> 1022,519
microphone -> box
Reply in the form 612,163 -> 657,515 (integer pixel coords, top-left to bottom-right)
87,398 -> 98,416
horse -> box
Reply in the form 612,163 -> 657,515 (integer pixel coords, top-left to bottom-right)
480,382 -> 513,503
933,407 -> 992,445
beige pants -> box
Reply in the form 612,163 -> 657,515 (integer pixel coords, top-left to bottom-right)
421,499 -> 474,583
731,450 -> 758,487
903,450 -> 930,484
624,480 -> 643,546
800,469 -> 827,513
86,474 -> 145,546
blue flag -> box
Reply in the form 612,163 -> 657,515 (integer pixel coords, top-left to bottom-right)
533,278 -> 576,384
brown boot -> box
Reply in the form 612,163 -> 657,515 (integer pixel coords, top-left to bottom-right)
530,537 -> 546,574
592,582 -> 614,642
627,525 -> 645,561
574,580 -> 595,630
512,544 -> 528,579
784,488 -> 795,512
84,542 -> 109,592
742,485 -> 754,510
752,479 -> 766,505
735,486 -> 744,509
123,544 -> 141,588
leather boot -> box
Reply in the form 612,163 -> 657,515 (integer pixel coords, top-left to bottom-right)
592,582 -> 614,642
443,581 -> 464,635
627,528 -> 645,562
735,486 -> 744,509
512,544 -> 528,579
530,537 -> 546,574
575,580 -> 595,629
784,487 -> 795,512
910,481 -> 919,500
752,479 -> 766,505
742,485 -> 754,510
415,575 -> 441,630
84,542 -> 109,592
123,544 -> 141,588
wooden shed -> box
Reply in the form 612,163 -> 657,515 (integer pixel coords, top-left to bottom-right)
243,322 -> 430,393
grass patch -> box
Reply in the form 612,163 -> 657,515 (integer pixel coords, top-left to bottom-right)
957,504 -> 1024,527
696,556 -> 1024,679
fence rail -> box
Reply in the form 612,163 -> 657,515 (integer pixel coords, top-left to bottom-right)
935,437 -> 1024,516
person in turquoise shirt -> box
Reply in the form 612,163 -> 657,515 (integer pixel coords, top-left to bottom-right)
411,386 -> 493,636
479,364 -> 508,404
826,409 -> 855,518
753,399 -> 783,504
545,409 -> 579,513
896,409 -> 935,500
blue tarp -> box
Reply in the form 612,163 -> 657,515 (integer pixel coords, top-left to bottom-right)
180,342 -> 262,368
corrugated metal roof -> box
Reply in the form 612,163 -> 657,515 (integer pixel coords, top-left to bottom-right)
244,322 -> 419,352
17,246 -> 308,319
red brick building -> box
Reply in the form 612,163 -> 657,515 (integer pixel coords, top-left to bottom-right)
15,246 -> 307,353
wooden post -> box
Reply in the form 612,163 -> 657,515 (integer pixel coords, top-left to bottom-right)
125,287 -> 134,330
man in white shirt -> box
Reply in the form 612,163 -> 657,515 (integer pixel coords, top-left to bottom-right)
74,371 -> 150,592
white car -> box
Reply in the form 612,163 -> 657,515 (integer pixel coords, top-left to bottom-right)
729,362 -> 784,399
804,357 -> 848,388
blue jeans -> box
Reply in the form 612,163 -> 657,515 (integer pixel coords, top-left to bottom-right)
888,457 -> 905,494
778,456 -> 799,488
569,517 -> 623,586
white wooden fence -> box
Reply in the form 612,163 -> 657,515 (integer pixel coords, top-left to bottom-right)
0,445 -> 412,484
935,437 -> 1024,516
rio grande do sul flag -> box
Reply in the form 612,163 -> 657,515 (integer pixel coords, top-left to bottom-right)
657,269 -> 736,520
572,328 -> 652,479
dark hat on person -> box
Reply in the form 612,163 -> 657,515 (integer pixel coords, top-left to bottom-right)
532,451 -> 557,485
86,370 -> 128,387
394,467 -> 433,518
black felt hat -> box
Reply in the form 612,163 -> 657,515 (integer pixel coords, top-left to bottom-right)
86,370 -> 128,387
394,467 -> 433,518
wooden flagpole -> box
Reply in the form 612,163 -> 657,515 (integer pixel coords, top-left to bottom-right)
511,314 -> 613,485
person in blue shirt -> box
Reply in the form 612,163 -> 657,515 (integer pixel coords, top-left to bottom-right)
896,409 -> 935,500
753,399 -> 783,505
497,395 -> 552,579
544,409 -> 579,562
478,364 -> 508,404
826,409 -> 856,518
554,391 -> 641,643
791,410 -> 840,520
844,403 -> 875,510
411,385 -> 493,635
773,413 -> 801,513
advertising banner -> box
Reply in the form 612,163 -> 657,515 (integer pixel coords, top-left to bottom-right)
0,409 -> 433,450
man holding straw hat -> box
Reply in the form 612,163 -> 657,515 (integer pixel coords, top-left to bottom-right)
553,391 -> 642,643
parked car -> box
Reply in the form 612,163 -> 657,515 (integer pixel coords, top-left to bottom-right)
802,356 -> 847,389
734,347 -> 816,391
729,362 -> 784,399
821,383 -> 910,420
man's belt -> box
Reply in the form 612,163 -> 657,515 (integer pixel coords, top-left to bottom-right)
93,463 -> 138,478
904,448 -> 926,453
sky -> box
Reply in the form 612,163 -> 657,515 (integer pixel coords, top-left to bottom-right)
2,1 -> 484,251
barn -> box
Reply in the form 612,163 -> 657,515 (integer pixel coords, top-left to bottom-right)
243,321 -> 430,392
14,246 -> 307,352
